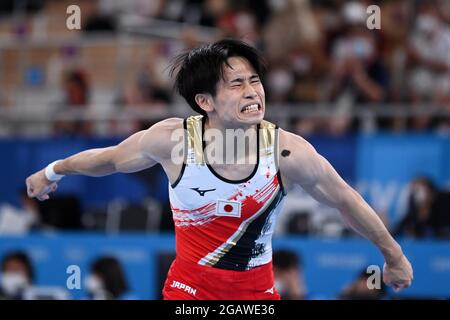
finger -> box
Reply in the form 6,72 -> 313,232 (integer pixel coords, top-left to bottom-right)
26,181 -> 35,197
393,282 -> 409,292
27,186 -> 34,197
37,188 -> 50,200
42,185 -> 52,195
403,280 -> 411,288
397,279 -> 411,286
37,194 -> 49,201
401,281 -> 411,288
25,180 -> 31,195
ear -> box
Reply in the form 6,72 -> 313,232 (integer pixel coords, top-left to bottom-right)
194,93 -> 214,113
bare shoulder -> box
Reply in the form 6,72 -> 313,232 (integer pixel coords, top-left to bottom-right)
278,128 -> 322,188
151,117 -> 184,131
278,128 -> 318,161
140,117 -> 184,161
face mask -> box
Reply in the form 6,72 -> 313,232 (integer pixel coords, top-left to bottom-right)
352,37 -> 374,59
274,279 -> 286,296
269,0 -> 288,12
1,272 -> 28,297
417,15 -> 439,34
84,274 -> 104,294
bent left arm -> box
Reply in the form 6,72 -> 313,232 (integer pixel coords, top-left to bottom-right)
279,129 -> 413,291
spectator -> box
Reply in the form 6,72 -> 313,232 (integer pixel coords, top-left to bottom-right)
339,268 -> 386,300
396,176 -> 450,239
330,1 -> 388,105
0,189 -> 41,234
396,177 -> 438,238
63,69 -> 90,107
54,69 -> 93,136
272,249 -> 306,300
263,0 -> 321,62
83,0 -> 117,33
406,0 -> 450,130
113,58 -> 172,136
0,251 -> 34,300
408,1 -> 450,104
85,256 -> 135,300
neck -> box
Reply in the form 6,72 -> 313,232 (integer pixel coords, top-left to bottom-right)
203,116 -> 258,165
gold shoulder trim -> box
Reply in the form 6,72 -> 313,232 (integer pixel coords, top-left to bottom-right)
186,115 -> 205,164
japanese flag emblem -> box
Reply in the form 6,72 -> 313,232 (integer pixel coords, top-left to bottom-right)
216,200 -> 241,218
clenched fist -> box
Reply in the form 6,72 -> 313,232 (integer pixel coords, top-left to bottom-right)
25,169 -> 58,201
383,254 -> 413,292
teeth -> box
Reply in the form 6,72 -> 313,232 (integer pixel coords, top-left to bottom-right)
242,104 -> 259,113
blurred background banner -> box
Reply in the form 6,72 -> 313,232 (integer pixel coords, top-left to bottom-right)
1,234 -> 449,300
357,134 -> 450,226
1,0 -> 450,300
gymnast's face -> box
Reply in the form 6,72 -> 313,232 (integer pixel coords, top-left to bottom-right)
200,57 -> 265,128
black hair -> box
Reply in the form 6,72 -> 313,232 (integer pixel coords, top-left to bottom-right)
273,249 -> 301,270
413,176 -> 436,193
169,39 -> 266,116
65,70 -> 88,90
1,250 -> 34,282
91,256 -> 128,299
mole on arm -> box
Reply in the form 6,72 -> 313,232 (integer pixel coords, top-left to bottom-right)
281,150 -> 291,157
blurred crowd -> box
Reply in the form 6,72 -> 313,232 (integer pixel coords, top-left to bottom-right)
1,0 -> 450,239
1,174 -> 450,240
0,247 -> 404,300
277,174 -> 450,240
0,250 -> 135,300
1,0 -> 450,136
1,0 -> 449,301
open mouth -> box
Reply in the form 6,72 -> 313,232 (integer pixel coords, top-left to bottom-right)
241,103 -> 262,114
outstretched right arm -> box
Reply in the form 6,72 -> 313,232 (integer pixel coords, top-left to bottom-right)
26,118 -> 180,201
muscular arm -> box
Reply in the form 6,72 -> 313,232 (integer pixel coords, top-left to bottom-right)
279,129 -> 413,290
54,130 -> 156,177
26,118 -> 182,200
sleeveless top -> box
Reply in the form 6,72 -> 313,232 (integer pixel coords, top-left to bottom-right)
168,115 -> 286,271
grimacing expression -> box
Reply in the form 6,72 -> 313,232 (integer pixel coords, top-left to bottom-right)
210,57 -> 265,126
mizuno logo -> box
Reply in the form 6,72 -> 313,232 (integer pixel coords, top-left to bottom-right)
190,187 -> 216,196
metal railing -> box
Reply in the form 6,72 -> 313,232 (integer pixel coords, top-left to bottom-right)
0,103 -> 449,135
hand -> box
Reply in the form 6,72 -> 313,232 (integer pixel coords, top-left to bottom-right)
25,169 -> 58,201
383,254 -> 413,292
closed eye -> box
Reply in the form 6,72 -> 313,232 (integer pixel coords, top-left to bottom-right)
230,78 -> 244,88
229,75 -> 260,87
